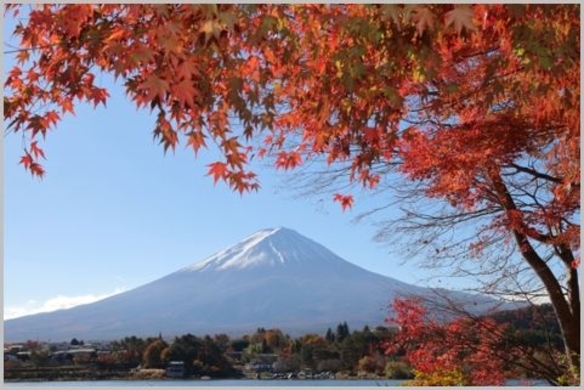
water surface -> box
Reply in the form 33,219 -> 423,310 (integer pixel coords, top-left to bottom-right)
5,378 -> 549,386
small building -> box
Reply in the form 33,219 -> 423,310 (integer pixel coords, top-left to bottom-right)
16,351 -> 31,361
5,345 -> 24,354
166,361 -> 185,378
49,351 -> 74,364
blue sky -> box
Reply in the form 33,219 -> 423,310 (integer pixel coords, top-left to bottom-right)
2,9 -> 465,321
4,82 -> 429,319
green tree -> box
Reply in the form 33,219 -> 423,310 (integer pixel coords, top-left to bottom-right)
230,338 -> 249,353
30,350 -> 50,367
298,334 -> 329,371
338,329 -> 379,373
166,333 -> 235,377
167,334 -> 202,375
325,328 -> 335,344
213,333 -> 231,353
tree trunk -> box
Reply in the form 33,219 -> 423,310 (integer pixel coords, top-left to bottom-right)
489,169 -> 580,378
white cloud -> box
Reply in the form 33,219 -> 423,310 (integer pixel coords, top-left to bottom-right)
4,287 -> 127,320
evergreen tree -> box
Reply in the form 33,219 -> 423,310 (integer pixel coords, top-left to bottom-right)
325,328 -> 336,343
230,338 -> 249,352
336,322 -> 350,343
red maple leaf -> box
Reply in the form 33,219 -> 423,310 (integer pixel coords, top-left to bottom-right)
333,193 -> 354,211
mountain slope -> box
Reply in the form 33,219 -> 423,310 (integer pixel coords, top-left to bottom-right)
4,227 -> 511,342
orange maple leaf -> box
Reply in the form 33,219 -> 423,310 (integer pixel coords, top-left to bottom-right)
207,161 -> 228,184
139,74 -> 170,105
30,141 -> 46,160
172,78 -> 197,109
275,151 -> 302,170
186,131 -> 207,155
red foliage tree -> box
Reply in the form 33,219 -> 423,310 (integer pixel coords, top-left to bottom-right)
386,298 -> 510,385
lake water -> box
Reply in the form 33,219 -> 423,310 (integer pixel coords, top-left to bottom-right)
6,379 -> 394,387
5,378 -> 550,387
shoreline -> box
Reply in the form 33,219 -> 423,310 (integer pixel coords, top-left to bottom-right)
4,370 -> 389,383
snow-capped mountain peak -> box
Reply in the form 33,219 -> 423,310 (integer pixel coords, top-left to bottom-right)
183,227 -> 320,272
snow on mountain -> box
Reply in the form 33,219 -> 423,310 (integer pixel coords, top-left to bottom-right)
185,227 -> 302,271
183,227 -> 348,272
4,227 -> 516,342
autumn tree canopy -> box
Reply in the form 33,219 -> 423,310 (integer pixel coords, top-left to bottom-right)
3,3 -> 579,380
387,298 -> 509,386
387,297 -> 577,385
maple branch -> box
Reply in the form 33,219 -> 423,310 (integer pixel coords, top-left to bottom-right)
507,163 -> 563,184
501,165 -> 574,247
3,44 -> 60,54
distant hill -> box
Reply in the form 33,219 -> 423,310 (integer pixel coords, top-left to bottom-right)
5,227 -> 519,342
488,303 -> 564,350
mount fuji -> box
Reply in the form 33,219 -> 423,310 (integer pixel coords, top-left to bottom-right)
4,227 -> 511,342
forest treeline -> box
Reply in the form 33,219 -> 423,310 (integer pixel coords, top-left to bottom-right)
5,303 -> 563,383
